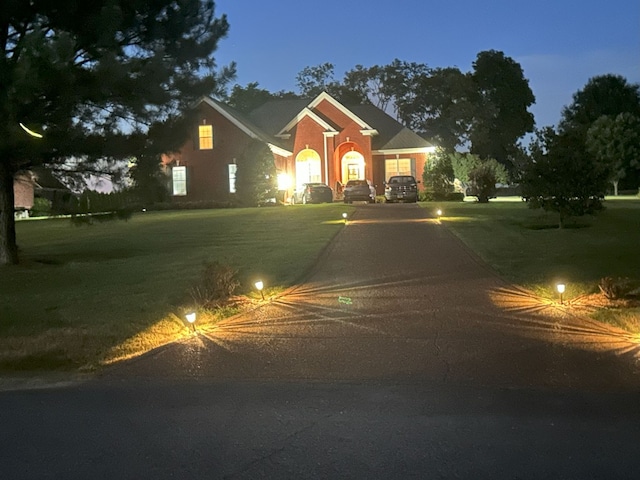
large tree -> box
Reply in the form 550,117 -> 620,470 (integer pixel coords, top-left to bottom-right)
295,60 -> 429,118
1,0 -> 235,264
398,67 -> 474,152
559,74 -> 640,135
586,113 -> 640,195
469,50 -> 535,169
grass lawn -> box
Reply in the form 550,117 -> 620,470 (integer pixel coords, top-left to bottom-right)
427,197 -> 640,332
1,205 -> 353,372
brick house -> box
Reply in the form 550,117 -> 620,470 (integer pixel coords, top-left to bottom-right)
163,91 -> 435,202
13,168 -> 72,218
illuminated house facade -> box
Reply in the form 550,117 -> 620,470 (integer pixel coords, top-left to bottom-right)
163,91 -> 435,202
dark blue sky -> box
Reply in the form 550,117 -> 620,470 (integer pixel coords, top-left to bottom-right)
214,0 -> 639,129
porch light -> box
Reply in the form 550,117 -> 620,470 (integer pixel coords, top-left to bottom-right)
186,312 -> 197,333
277,173 -> 292,190
255,280 -> 265,300
556,283 -> 566,305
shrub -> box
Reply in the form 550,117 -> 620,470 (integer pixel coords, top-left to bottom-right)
30,197 -> 52,217
189,261 -> 240,309
420,191 -> 464,202
598,276 -> 634,300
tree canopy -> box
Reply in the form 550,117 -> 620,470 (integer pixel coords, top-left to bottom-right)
292,51 -> 535,166
559,75 -> 640,135
450,152 -> 508,203
227,82 -> 298,114
586,113 -> 640,195
234,140 -> 277,206
468,50 -> 535,168
521,128 -> 608,228
1,0 -> 234,264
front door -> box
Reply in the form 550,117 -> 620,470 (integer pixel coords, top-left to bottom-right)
341,151 -> 365,183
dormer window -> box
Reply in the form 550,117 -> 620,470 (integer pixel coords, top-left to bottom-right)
198,124 -> 213,150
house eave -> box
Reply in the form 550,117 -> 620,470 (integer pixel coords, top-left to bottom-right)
278,107 -> 338,135
372,146 -> 436,155
268,143 -> 293,158
200,97 -> 260,141
308,92 -> 374,130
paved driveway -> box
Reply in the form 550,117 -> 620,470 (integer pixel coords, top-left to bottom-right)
114,203 -> 640,388
2,204 -> 639,479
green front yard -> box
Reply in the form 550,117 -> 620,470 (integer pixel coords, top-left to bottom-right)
1,205 -> 351,372
430,198 -> 640,331
2,198 -> 639,374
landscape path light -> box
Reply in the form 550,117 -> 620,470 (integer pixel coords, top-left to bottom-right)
556,283 -> 566,305
255,280 -> 265,300
186,311 -> 197,333
342,212 -> 348,224
436,209 -> 442,218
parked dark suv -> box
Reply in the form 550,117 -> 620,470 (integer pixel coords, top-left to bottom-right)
384,175 -> 419,203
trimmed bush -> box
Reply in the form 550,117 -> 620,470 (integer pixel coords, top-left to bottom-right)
190,261 -> 240,309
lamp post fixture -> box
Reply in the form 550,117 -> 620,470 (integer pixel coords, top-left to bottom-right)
255,280 -> 265,301
186,312 -> 197,333
556,283 -> 566,305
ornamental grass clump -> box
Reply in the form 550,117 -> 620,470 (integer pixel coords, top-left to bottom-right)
190,261 -> 240,309
598,276 -> 634,300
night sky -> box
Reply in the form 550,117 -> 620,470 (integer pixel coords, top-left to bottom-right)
213,0 -> 639,129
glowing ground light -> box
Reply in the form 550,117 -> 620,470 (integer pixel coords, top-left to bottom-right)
186,312 -> 197,332
255,280 -> 265,300
342,212 -> 348,224
436,209 -> 442,217
19,123 -> 43,138
556,283 -> 566,304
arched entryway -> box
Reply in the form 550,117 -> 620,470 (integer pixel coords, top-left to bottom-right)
295,148 -> 322,189
341,151 -> 365,182
334,141 -> 366,185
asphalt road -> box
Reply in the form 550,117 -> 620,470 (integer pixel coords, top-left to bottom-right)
2,204 -> 640,479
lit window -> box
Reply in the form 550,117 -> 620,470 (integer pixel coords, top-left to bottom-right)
228,164 -> 237,193
172,166 -> 187,196
199,125 -> 213,150
385,158 -> 414,180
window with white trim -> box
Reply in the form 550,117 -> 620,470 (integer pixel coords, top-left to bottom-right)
172,166 -> 187,196
228,163 -> 237,193
385,158 -> 415,180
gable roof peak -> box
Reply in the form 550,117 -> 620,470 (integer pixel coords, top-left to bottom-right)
307,91 -> 374,130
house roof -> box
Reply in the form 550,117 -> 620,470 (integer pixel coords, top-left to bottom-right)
347,105 -> 434,152
202,97 -> 291,156
31,167 -> 70,191
248,98 -> 311,136
200,92 -> 434,156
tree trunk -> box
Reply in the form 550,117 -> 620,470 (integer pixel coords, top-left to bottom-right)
0,162 -> 19,265
612,180 -> 619,196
